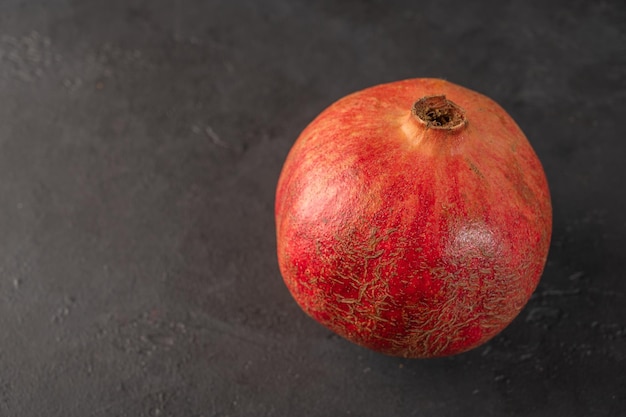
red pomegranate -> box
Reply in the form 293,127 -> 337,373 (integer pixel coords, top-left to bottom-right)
275,78 -> 552,358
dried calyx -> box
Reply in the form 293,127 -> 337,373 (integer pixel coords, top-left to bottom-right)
412,95 -> 466,130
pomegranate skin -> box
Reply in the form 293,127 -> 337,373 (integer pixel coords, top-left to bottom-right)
275,78 -> 552,358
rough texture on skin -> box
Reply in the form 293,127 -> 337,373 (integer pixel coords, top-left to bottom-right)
275,78 -> 552,358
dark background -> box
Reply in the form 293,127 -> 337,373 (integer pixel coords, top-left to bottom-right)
1,0 -> 624,416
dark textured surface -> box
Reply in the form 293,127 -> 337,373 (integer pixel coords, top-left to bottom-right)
0,1 -> 624,416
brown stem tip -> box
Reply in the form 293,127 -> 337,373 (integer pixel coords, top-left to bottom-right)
412,95 -> 466,130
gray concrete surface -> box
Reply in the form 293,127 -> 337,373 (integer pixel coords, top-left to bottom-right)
0,0 -> 624,416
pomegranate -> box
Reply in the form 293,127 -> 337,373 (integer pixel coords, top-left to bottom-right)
275,78 -> 551,358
